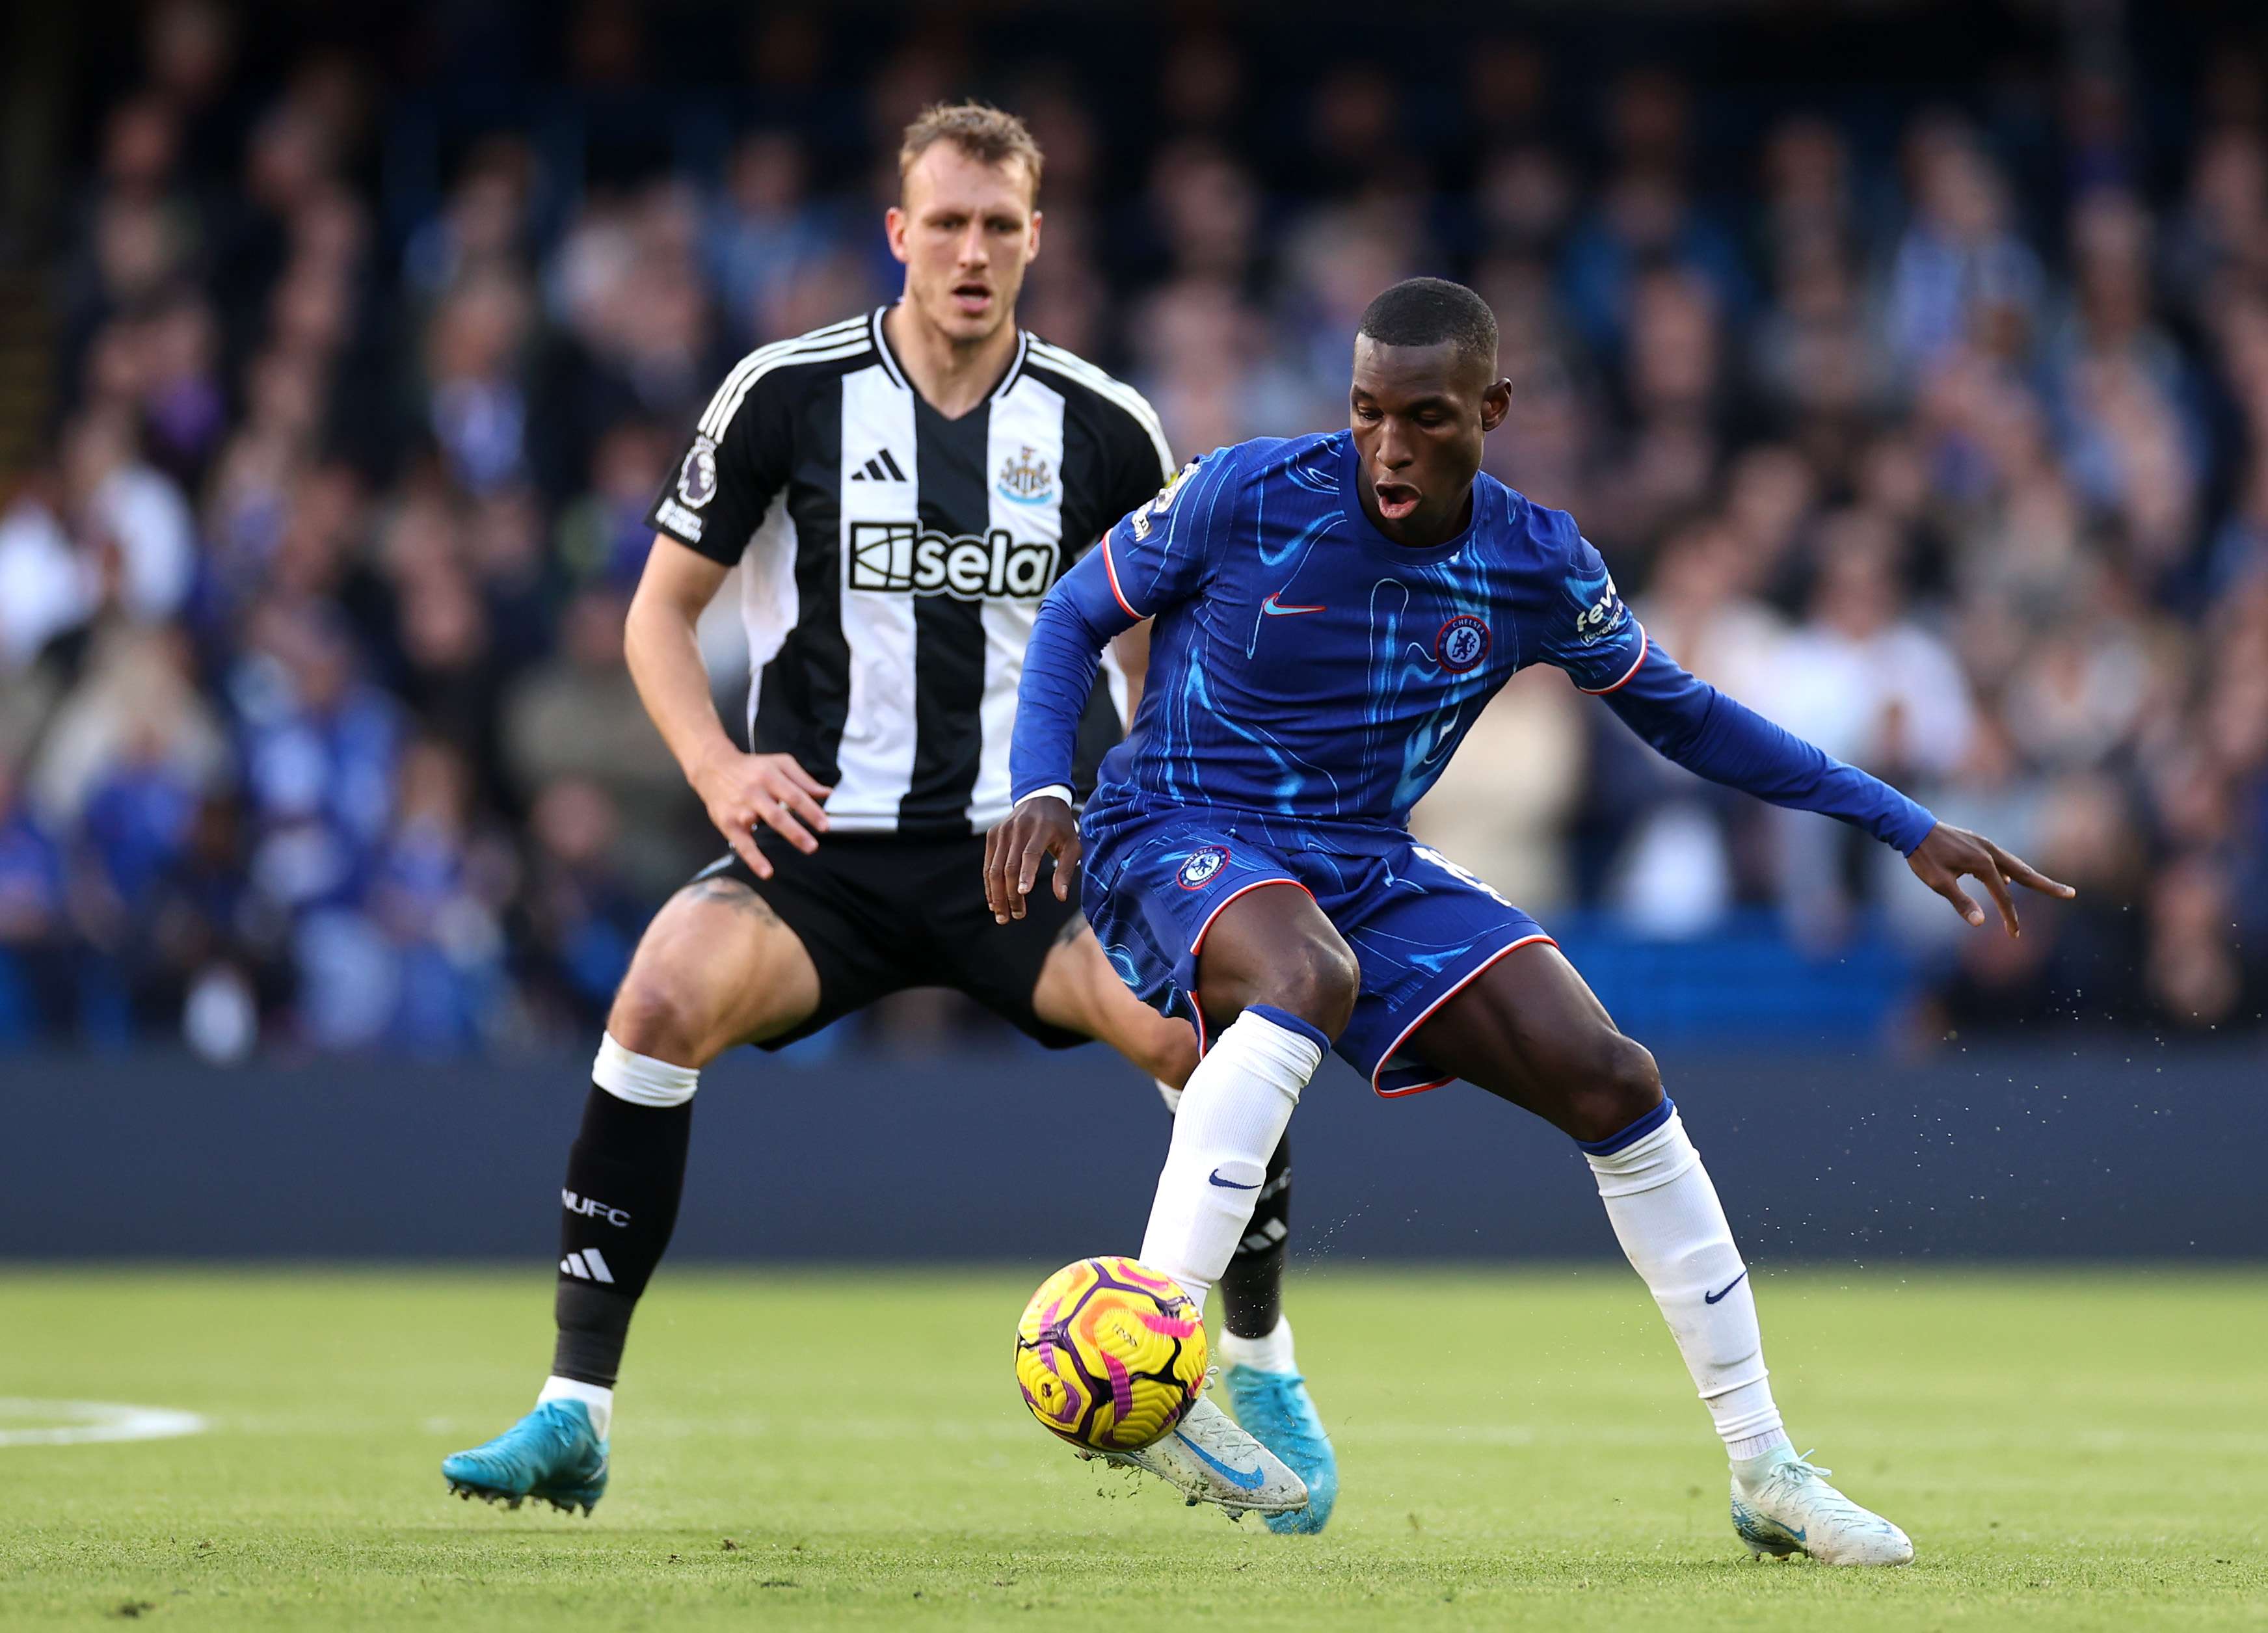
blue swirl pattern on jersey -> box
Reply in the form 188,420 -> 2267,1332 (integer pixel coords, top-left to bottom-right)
1008,431 -> 1939,1092
1013,431 -> 1935,855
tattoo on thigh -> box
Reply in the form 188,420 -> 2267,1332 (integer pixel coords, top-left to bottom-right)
684,877 -> 782,923
1052,912 -> 1089,949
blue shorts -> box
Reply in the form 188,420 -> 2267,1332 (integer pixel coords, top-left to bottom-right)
1079,806 -> 1554,1096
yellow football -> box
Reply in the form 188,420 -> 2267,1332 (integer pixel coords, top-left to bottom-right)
1013,1256 -> 1207,1452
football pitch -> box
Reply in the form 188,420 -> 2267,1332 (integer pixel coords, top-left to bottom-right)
2,1267 -> 2262,1630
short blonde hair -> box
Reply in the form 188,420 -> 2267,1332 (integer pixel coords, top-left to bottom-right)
898,101 -> 1043,204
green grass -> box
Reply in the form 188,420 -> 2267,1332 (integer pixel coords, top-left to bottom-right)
1,1266 -> 2263,1630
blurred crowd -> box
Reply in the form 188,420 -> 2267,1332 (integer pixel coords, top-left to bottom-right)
1,2 -> 2261,1055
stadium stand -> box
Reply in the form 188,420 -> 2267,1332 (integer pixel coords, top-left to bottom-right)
0,3 -> 2261,1055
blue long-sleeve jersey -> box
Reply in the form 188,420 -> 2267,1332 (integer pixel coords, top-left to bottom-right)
1011,432 -> 1938,856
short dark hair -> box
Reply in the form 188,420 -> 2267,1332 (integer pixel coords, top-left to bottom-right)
1357,278 -> 1499,377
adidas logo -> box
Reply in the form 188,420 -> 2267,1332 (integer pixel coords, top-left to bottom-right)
560,1249 -> 616,1283
1238,1217 -> 1288,1255
849,448 -> 909,483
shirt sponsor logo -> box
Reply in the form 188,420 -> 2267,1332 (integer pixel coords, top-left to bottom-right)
1435,614 -> 1491,672
996,445 -> 1055,505
846,522 -> 1061,600
1177,845 -> 1230,888
657,497 -> 706,541
676,434 -> 719,509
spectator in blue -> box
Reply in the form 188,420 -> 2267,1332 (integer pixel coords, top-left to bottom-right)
76,725 -> 204,1037
1885,114 -> 2045,381
371,737 -> 507,1055
226,598 -> 402,1046
0,756 -> 68,1042
514,775 -> 648,1029
1559,67 -> 1752,368
706,131 -> 841,352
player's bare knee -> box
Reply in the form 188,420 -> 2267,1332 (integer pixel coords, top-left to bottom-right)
1277,938 -> 1359,1039
1560,1031 -> 1662,1145
1137,1017 -> 1200,1091
606,972 -> 707,1066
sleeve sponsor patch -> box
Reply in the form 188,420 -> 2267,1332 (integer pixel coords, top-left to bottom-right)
656,497 -> 706,541
1562,557 -> 1630,646
1129,460 -> 1198,542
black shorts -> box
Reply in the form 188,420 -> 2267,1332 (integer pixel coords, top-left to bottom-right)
697,828 -> 1088,1052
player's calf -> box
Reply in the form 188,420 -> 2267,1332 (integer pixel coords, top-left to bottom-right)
1582,1099 -> 1914,1563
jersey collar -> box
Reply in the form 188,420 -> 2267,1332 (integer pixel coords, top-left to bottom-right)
1335,432 -> 1478,565
870,304 -> 1032,408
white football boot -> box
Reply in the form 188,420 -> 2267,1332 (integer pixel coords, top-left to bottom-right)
1085,1396 -> 1309,1515
1729,1445 -> 1914,1565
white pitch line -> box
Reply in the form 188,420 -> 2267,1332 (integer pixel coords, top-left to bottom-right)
0,1399 -> 208,1448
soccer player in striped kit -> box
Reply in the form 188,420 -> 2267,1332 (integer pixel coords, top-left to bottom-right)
443,104 -> 1334,1527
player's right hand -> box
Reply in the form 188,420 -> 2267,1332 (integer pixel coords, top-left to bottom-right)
690,749 -> 832,879
984,795 -> 1081,923
1906,821 -> 2074,936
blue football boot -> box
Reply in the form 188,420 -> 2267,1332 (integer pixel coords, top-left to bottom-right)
1222,1364 -> 1339,1534
442,1400 -> 609,1515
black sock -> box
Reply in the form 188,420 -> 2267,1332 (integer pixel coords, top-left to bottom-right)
552,1082 -> 691,1387
1219,1131 -> 1290,1340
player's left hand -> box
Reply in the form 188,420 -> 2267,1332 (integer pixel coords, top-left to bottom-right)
984,795 -> 1082,923
1907,822 -> 2074,937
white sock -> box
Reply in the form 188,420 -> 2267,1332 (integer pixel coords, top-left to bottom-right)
1138,1007 -> 1326,1307
1218,1314 -> 1298,1375
1582,1102 -> 1785,1458
538,1375 -> 613,1440
592,1032 -> 700,1106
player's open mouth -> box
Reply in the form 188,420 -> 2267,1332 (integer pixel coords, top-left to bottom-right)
951,282 -> 993,315
1372,481 -> 1421,520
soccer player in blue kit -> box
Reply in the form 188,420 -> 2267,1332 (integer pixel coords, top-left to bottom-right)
985,279 -> 2074,1564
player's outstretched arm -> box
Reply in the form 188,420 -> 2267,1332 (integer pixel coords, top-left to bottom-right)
1905,821 -> 2074,938
1590,643 -> 2072,931
625,533 -> 833,879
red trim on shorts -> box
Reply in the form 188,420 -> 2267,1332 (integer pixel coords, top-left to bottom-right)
1101,540 -> 1141,620
1368,933 -> 1558,1098
1577,628 -> 1649,695
1376,1076 -> 1458,1098
1190,879 -> 1316,956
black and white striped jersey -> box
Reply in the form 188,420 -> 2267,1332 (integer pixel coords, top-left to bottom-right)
647,306 -> 1175,836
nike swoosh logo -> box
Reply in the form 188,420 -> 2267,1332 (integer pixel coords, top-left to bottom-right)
1171,1431 -> 1266,1489
1261,593 -> 1325,616
1208,1169 -> 1260,1189
1705,1271 -> 1749,1305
